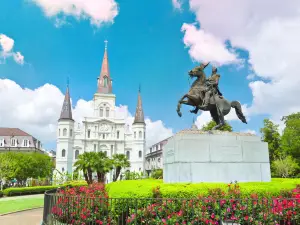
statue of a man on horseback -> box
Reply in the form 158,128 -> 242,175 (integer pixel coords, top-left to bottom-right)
176,63 -> 247,131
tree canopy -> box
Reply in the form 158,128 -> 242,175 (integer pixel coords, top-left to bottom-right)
201,120 -> 233,132
0,152 -> 53,184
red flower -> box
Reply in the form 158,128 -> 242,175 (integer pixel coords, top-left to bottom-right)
244,215 -> 249,221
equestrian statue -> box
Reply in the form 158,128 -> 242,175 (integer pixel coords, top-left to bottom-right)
176,62 -> 247,131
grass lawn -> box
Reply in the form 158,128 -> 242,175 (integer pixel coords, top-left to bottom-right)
0,195 -> 44,215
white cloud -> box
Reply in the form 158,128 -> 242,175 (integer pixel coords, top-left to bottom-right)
181,23 -> 239,66
0,79 -> 172,148
31,0 -> 119,27
172,0 -> 182,10
0,34 -> 25,65
180,0 -> 300,125
13,52 -> 24,65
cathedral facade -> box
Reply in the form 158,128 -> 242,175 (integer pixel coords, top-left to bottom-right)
55,44 -> 146,182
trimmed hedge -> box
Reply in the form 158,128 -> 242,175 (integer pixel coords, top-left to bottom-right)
3,180 -> 87,196
107,178 -> 300,199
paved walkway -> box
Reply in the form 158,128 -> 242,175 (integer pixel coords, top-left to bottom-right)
0,194 -> 44,202
0,208 -> 43,225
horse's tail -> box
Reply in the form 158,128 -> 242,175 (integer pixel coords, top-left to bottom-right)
231,101 -> 247,124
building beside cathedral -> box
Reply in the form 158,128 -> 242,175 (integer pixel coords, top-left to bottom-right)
55,43 -> 146,182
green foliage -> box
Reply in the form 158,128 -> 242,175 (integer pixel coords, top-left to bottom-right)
0,152 -> 53,184
107,179 -> 300,199
3,180 -> 87,196
272,156 -> 300,178
112,154 -> 130,181
0,190 -> 3,198
74,152 -> 113,184
151,169 -> 163,179
260,119 -> 282,161
281,112 -> 300,164
122,171 -> 144,180
201,120 -> 233,132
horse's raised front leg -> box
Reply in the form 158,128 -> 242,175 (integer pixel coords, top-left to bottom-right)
176,94 -> 188,117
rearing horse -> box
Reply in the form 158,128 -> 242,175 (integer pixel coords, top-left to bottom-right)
176,62 -> 208,117
177,63 -> 248,130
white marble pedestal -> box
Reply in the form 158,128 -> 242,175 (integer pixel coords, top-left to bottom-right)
163,130 -> 271,183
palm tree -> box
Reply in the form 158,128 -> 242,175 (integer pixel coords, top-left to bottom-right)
95,152 -> 113,183
112,154 -> 130,182
74,152 -> 95,184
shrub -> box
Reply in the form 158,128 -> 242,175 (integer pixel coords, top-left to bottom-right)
3,180 -> 87,196
0,190 -> 3,198
151,169 -> 163,179
51,183 -> 114,225
126,184 -> 300,224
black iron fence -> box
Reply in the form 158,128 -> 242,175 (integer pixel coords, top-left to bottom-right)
42,190 -> 299,225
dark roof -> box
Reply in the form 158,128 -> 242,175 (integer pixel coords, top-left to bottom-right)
133,91 -> 145,124
0,128 -> 31,136
59,86 -> 73,121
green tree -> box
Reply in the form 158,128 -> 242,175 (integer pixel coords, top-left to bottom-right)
271,156 -> 299,178
94,152 -> 113,183
201,120 -> 233,132
112,154 -> 130,182
260,119 -> 282,161
281,112 -> 300,164
151,169 -> 163,179
74,152 -> 95,184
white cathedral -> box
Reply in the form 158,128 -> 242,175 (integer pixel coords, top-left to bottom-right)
55,43 -> 146,182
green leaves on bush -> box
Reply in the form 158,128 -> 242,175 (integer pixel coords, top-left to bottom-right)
3,181 -> 87,196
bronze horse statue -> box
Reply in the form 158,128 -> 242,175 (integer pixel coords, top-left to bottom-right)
176,63 -> 247,130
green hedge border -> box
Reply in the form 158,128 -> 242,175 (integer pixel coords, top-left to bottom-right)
2,181 -> 87,196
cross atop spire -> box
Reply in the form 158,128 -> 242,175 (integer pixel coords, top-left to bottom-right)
97,41 -> 112,94
104,40 -> 108,49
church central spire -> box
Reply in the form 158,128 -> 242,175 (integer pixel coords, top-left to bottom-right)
133,87 -> 145,124
97,40 -> 112,94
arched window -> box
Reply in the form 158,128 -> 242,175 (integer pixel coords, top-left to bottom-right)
104,76 -> 108,87
100,108 -> 103,117
106,107 -> 109,117
117,131 -> 120,139
63,128 -> 67,136
70,129 -> 73,137
139,131 -> 142,139
126,151 -> 130,160
59,129 -> 60,136
62,149 -> 66,157
134,132 -> 136,139
75,150 -> 79,159
144,132 -> 146,139
139,150 -> 142,158
104,151 -> 107,156
62,167 -> 65,173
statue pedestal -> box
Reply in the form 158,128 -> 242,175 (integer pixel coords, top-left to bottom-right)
163,130 -> 271,183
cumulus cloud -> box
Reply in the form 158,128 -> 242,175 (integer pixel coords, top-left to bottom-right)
30,0 -> 119,27
240,129 -> 257,135
0,79 -> 172,148
179,0 -> 300,125
172,0 -> 182,10
0,34 -> 25,65
181,23 -> 239,66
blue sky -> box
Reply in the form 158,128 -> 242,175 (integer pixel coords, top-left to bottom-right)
1,0 -> 296,150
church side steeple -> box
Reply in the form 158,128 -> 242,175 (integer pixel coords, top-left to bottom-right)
133,87 -> 145,124
59,84 -> 73,121
97,40 -> 112,94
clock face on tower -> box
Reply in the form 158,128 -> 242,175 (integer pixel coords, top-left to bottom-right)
99,123 -> 108,131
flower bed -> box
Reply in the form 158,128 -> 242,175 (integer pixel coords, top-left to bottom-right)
47,182 -> 300,225
51,183 -> 114,225
126,184 -> 300,225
